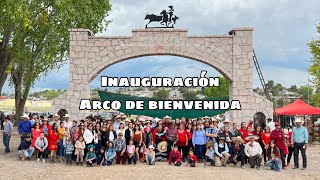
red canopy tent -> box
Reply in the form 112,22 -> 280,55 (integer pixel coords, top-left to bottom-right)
275,99 -> 320,115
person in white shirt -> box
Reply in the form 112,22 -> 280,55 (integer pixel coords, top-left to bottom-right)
50,114 -> 60,126
63,114 -> 73,130
83,123 -> 96,155
266,118 -> 275,132
245,135 -> 262,170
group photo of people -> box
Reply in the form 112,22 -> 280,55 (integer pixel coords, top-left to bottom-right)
2,112 -> 309,171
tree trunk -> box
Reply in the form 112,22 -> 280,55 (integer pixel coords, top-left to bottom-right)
0,29 -> 13,95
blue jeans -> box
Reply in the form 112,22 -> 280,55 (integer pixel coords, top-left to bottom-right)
279,148 -> 286,168
128,154 -> 136,164
147,156 -> 155,165
57,139 -> 64,157
195,144 -> 205,160
205,155 -> 215,166
18,148 -> 35,158
3,134 -> 11,152
266,158 -> 281,171
86,158 -> 97,166
106,159 -> 113,166
97,155 -> 106,166
95,140 -> 102,153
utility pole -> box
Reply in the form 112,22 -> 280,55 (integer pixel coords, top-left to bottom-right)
307,73 -> 310,104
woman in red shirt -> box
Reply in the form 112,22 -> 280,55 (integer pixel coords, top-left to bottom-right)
177,124 -> 188,161
261,126 -> 271,164
48,123 -> 59,163
185,123 -> 193,152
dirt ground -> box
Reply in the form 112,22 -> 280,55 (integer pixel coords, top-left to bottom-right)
0,129 -> 319,180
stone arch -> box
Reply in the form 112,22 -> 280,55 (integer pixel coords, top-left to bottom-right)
51,28 -> 273,124
88,53 -> 233,83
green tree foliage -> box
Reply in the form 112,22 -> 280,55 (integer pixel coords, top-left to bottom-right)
182,90 -> 198,99
265,80 -> 274,90
44,90 -> 60,100
298,85 -> 313,104
153,89 -> 170,99
309,23 -> 320,107
204,77 -> 229,98
2,0 -> 111,120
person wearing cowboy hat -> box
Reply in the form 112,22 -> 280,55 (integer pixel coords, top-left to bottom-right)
229,136 -> 245,168
50,114 -> 60,126
168,144 -> 182,166
85,144 -> 97,167
244,135 -> 262,170
162,115 -> 171,128
214,134 -> 230,167
291,117 -> 308,170
63,114 -> 72,130
18,114 -> 32,141
146,145 -> 156,165
270,122 -> 286,170
114,115 -> 123,131
219,119 -> 230,133
215,115 -> 223,130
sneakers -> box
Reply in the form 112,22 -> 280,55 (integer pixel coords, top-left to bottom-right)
37,158 -> 40,162
256,167 -> 261,170
301,167 -> 306,170
42,159 -> 45,163
292,166 -> 299,169
241,166 -> 245,169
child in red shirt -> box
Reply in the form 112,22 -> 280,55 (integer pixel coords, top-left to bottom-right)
185,149 -> 197,167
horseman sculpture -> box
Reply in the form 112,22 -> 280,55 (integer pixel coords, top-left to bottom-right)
145,5 -> 179,28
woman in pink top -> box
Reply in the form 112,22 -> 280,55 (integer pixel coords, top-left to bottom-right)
127,139 -> 136,165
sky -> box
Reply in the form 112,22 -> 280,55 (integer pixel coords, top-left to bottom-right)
2,0 -> 320,94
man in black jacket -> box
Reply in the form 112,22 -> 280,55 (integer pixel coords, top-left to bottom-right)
125,122 -> 133,145
229,136 -> 245,168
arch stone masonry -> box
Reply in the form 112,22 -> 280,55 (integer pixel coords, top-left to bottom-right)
51,28 -> 273,124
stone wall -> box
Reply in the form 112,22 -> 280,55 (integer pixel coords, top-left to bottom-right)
51,28 -> 273,124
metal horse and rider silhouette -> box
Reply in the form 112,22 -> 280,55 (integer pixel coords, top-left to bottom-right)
145,5 -> 179,28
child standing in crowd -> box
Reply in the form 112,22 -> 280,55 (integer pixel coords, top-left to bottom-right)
127,139 -> 136,165
85,145 -> 97,167
75,136 -> 86,166
97,147 -> 106,166
146,145 -> 155,165
204,145 -> 215,167
105,141 -> 116,166
185,149 -> 197,167
65,139 -> 74,166
57,122 -> 67,162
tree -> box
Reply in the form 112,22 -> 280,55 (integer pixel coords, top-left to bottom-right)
153,89 -> 170,99
271,83 -> 284,96
298,85 -> 313,104
44,90 -> 60,100
182,90 -> 198,99
265,80 -> 274,90
309,23 -> 320,107
288,85 -> 298,92
204,77 -> 229,98
4,0 -> 111,120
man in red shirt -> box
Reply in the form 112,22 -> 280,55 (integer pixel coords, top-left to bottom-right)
185,149 -> 197,167
270,122 -> 286,170
168,145 -> 182,166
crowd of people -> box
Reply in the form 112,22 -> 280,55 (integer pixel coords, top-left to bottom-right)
2,112 -> 309,171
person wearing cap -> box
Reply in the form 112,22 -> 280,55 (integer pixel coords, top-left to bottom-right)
244,135 -> 262,170
18,135 -> 35,161
266,118 -> 275,132
18,114 -> 32,141
114,132 -> 127,165
291,117 -> 308,170
270,122 -> 286,170
3,116 -> 13,153
229,136 -> 245,168
214,135 -> 230,167
85,144 -> 97,167
168,145 -> 182,166
146,145 -> 156,165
